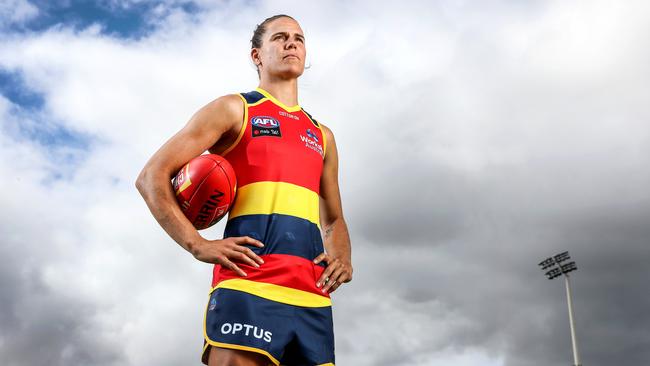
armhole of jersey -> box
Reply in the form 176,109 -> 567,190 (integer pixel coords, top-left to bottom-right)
221,94 -> 248,157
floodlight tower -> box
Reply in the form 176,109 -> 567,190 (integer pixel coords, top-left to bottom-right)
538,251 -> 581,366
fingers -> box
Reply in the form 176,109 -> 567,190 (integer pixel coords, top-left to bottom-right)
218,236 -> 266,276
231,236 -> 264,265
325,269 -> 352,294
314,254 -> 352,293
321,265 -> 346,293
313,252 -> 328,265
326,279 -> 342,293
220,257 -> 247,277
316,256 -> 337,289
233,246 -> 263,267
235,236 -> 264,248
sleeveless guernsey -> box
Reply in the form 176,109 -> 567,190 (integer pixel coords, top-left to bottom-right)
209,87 -> 330,308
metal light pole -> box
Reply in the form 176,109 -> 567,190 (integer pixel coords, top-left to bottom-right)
538,251 -> 582,366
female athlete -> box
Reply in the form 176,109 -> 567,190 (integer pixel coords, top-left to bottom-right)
136,14 -> 352,366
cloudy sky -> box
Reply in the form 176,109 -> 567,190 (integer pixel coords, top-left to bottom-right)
1,1 -> 649,365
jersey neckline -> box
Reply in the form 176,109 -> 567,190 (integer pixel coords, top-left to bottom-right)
255,87 -> 302,113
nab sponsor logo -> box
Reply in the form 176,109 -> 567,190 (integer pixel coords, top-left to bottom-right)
251,116 -> 282,138
208,297 -> 217,311
220,322 -> 272,343
300,128 -> 324,157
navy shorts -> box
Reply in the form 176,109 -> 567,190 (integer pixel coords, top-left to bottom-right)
201,287 -> 335,365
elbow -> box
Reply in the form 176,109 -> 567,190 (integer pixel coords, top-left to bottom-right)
321,215 -> 344,231
135,162 -> 174,200
135,168 -> 150,197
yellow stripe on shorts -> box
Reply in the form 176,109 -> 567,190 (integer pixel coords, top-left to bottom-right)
213,279 -> 331,308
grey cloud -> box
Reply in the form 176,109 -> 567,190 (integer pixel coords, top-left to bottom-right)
0,227 -> 125,366
327,4 -> 650,361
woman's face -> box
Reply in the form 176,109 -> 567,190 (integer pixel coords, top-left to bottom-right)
253,17 -> 306,80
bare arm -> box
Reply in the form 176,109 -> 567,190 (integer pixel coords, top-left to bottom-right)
313,125 -> 353,293
135,95 -> 264,276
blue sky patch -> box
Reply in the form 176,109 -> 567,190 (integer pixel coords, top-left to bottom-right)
0,102 -> 95,183
7,1 -> 203,39
2,102 -> 93,150
0,68 -> 46,110
18,118 -> 92,151
1,68 -> 93,159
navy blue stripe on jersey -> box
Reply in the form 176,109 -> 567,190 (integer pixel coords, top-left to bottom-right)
241,90 -> 265,104
224,213 -> 325,266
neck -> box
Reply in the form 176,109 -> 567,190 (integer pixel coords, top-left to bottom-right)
258,76 -> 299,107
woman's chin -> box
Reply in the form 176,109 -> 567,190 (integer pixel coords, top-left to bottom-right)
268,66 -> 304,79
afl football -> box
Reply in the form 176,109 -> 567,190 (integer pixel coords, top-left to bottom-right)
172,154 -> 237,230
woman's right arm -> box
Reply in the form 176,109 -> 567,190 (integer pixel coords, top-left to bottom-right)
135,94 -> 264,277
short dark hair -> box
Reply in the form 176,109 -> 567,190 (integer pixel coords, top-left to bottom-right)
251,14 -> 295,49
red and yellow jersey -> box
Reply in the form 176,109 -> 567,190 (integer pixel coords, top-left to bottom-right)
209,87 -> 330,308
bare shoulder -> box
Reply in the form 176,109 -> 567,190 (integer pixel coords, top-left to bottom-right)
318,123 -> 339,164
141,94 -> 244,174
320,123 -> 336,144
194,94 -> 244,133
203,94 -> 243,115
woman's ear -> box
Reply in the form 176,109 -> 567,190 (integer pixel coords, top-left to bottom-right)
251,48 -> 261,66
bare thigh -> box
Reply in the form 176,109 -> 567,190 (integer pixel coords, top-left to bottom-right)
208,346 -> 272,366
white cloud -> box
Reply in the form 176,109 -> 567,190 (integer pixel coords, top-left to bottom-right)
0,0 -> 38,27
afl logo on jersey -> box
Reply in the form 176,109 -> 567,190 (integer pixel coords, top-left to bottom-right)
252,116 -> 280,128
251,116 -> 282,138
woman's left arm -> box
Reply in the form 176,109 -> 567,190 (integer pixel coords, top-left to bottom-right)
313,124 -> 353,294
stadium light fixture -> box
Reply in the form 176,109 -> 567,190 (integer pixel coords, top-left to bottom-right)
538,251 -> 582,366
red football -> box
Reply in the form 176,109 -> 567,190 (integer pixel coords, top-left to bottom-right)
172,154 -> 237,230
